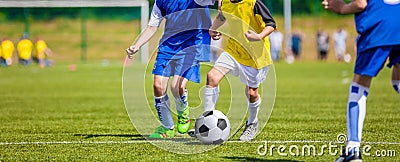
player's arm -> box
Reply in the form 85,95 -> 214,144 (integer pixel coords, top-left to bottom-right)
245,0 -> 276,42
322,0 -> 367,14
246,26 -> 275,42
126,26 -> 158,59
126,2 -> 163,59
209,11 -> 226,39
45,46 -> 53,57
209,11 -> 226,40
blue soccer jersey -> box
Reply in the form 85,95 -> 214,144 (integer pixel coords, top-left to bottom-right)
355,0 -> 400,53
353,0 -> 400,77
149,0 -> 214,82
149,0 -> 212,62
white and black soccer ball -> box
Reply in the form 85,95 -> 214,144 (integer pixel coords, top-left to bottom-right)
195,110 -> 230,144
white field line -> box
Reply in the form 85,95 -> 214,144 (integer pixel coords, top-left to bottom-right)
1,140 -> 399,146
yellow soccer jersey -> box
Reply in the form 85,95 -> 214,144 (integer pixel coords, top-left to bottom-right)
35,40 -> 48,59
1,40 -> 15,59
17,39 -> 33,60
221,0 -> 276,69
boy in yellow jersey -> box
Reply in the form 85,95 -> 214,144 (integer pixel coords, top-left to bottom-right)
203,0 -> 276,141
0,42 -> 2,66
17,36 -> 33,65
35,38 -> 53,68
1,38 -> 15,67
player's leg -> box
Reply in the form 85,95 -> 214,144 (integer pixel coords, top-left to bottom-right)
170,75 -> 191,133
204,53 -> 235,112
322,51 -> 328,60
240,86 -> 261,141
170,75 -> 189,112
38,59 -> 45,68
389,47 -> 400,95
0,58 -> 5,67
150,75 -> 175,138
392,63 -> 400,94
336,48 -> 344,61
239,65 -> 269,141
5,58 -> 12,66
338,47 -> 391,161
150,57 -> 176,138
336,74 -> 371,162
245,86 -> 260,123
383,46 -> 400,95
203,67 -> 229,112
346,74 -> 371,148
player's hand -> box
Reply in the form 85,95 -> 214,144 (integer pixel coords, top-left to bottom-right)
322,0 -> 345,13
245,30 -> 262,42
126,46 -> 139,59
209,30 -> 222,40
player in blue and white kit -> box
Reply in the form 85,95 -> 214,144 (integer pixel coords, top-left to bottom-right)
323,0 -> 400,161
126,0 -> 215,139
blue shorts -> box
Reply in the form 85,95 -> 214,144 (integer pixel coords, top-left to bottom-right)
19,58 -> 31,66
152,57 -> 201,83
354,46 -> 400,77
0,58 -> 5,67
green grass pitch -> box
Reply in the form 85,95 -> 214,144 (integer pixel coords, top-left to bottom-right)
0,61 -> 398,161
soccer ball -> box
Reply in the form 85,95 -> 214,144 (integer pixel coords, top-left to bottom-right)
344,54 -> 352,63
195,110 -> 230,144
285,55 -> 295,64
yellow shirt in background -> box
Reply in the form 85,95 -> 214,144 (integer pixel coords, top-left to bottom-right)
1,40 -> 15,59
17,39 -> 33,60
35,40 -> 48,59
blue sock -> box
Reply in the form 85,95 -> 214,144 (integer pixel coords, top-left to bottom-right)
154,94 -> 174,129
346,82 -> 369,149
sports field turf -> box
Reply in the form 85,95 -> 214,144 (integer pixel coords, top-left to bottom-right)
0,61 -> 398,161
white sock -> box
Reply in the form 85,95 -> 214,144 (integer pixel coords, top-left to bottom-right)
204,87 -> 219,112
392,80 -> 400,94
346,82 -> 369,148
154,94 -> 174,129
247,98 -> 261,124
174,89 -> 188,113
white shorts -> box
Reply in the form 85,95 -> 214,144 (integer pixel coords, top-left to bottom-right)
335,47 -> 345,59
214,52 -> 269,88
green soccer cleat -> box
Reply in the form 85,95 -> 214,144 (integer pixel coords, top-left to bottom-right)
149,126 -> 174,139
177,108 -> 190,134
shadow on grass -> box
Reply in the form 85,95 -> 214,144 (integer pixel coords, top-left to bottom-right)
74,133 -> 199,143
146,137 -> 199,143
74,133 -> 146,140
222,156 -> 302,162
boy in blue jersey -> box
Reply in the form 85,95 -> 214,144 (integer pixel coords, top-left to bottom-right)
126,0 -> 214,138
322,0 -> 400,161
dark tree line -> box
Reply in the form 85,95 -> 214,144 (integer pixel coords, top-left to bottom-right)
0,0 -> 344,21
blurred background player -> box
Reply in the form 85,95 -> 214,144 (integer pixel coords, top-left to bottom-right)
333,27 -> 348,61
0,41 -> 2,66
126,0 -> 214,139
205,0 -> 276,141
291,30 -> 303,60
269,29 -> 283,61
322,0 -> 400,161
17,34 -> 33,66
317,29 -> 330,60
1,37 -> 15,67
34,37 -> 54,68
